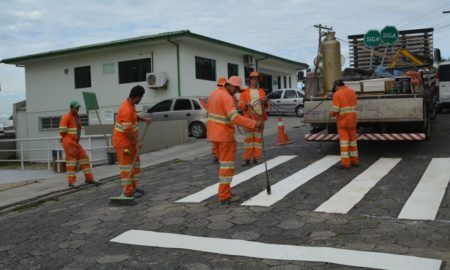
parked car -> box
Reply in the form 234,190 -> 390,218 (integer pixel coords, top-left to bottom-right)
266,89 -> 305,117
436,61 -> 450,113
140,96 -> 209,138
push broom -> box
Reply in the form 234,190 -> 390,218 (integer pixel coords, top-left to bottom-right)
109,122 -> 150,206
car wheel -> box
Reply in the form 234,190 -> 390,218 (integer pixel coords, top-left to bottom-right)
190,122 -> 206,139
295,105 -> 304,117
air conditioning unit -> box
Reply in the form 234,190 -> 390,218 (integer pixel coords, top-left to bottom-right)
244,55 -> 255,67
146,72 -> 168,89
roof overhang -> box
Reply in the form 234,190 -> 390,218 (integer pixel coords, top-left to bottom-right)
1,30 -> 308,69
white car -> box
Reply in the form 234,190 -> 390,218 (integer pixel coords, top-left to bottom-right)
436,62 -> 450,112
266,89 -> 305,117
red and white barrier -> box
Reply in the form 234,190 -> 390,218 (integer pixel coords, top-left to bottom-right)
304,133 -> 426,141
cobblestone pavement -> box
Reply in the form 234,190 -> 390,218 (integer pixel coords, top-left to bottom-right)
0,114 -> 449,269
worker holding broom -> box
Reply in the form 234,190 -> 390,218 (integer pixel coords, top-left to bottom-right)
113,85 -> 151,199
207,76 -> 263,204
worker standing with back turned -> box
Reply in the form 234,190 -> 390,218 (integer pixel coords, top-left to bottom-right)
239,71 -> 268,166
207,76 -> 263,204
329,80 -> 359,169
59,101 -> 99,188
113,86 -> 151,198
210,77 -> 228,163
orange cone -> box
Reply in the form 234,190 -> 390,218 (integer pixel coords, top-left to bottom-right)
276,116 -> 291,145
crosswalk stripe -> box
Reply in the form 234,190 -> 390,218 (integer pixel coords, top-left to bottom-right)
316,158 -> 401,214
110,230 -> 442,270
241,155 -> 340,207
398,158 -> 450,220
176,155 -> 297,203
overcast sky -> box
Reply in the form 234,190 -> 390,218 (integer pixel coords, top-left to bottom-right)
1,0 -> 449,123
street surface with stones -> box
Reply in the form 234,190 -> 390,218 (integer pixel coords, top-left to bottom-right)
0,114 -> 449,270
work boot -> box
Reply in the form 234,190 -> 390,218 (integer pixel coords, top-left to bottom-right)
218,195 -> 240,205
85,180 -> 100,186
253,159 -> 260,165
352,163 -> 359,168
241,160 -> 250,166
68,183 -> 76,189
135,188 -> 145,194
133,192 -> 143,199
339,165 -> 351,170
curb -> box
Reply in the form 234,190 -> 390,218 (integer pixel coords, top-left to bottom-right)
0,159 -> 181,215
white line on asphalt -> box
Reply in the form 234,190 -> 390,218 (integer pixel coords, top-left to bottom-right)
398,158 -> 450,220
241,155 -> 340,207
110,230 -> 442,270
315,158 -> 401,214
176,155 -> 297,203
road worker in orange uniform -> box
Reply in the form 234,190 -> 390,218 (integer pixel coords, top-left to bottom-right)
113,86 -> 151,198
211,77 -> 228,163
207,76 -> 263,204
329,80 -> 359,169
59,101 -> 98,188
239,71 -> 268,166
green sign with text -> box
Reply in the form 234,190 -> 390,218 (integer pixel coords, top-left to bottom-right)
364,30 -> 382,48
380,25 -> 399,45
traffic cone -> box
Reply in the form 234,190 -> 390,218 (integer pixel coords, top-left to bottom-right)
276,116 -> 291,145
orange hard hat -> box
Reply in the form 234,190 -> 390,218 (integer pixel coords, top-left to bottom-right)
217,77 -> 227,87
226,76 -> 246,92
249,71 -> 262,82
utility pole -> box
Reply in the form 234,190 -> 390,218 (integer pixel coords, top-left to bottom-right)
312,24 -> 333,76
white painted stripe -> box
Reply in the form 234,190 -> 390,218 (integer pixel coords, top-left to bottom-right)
398,158 -> 450,220
176,155 -> 296,203
111,230 -> 442,270
316,158 -> 401,214
241,155 -> 340,207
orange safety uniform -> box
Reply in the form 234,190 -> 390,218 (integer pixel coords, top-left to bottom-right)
207,87 -> 257,201
113,98 -> 140,197
239,87 -> 268,161
331,86 -> 359,168
59,112 -> 93,184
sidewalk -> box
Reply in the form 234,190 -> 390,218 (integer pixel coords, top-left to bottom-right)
0,116 -> 302,213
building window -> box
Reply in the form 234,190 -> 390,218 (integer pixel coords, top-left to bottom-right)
119,58 -> 151,84
289,76 -> 292,88
228,63 -> 239,77
195,56 -> 216,81
40,115 -> 89,130
283,76 -> 287,88
244,67 -> 254,83
277,76 -> 281,89
74,66 -> 91,89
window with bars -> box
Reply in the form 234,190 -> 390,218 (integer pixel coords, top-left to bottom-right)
40,115 -> 89,130
195,56 -> 216,81
118,58 -> 151,84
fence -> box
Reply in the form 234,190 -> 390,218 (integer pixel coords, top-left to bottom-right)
0,135 -> 112,172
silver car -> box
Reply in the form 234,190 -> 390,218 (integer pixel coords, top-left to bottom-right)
141,96 -> 209,138
266,89 -> 305,117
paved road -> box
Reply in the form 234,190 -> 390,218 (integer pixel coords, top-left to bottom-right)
0,114 -> 449,269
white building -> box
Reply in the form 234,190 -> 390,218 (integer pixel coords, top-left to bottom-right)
1,30 -> 307,161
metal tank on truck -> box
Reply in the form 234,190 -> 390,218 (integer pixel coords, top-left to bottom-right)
321,31 -> 342,94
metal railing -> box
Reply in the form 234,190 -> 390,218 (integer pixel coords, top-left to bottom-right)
0,134 -> 112,172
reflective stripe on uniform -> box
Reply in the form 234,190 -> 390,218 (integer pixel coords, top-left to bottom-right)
349,141 -> 358,147
339,106 -> 356,115
331,105 -> 340,112
227,110 -> 239,120
349,151 -> 359,157
341,152 -> 350,158
340,141 -> 349,147
208,113 -> 233,125
220,161 -> 235,170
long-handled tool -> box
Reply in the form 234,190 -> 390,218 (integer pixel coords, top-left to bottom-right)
248,99 -> 271,195
109,122 -> 150,206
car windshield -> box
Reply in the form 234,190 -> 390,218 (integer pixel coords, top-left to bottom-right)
268,91 -> 282,99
